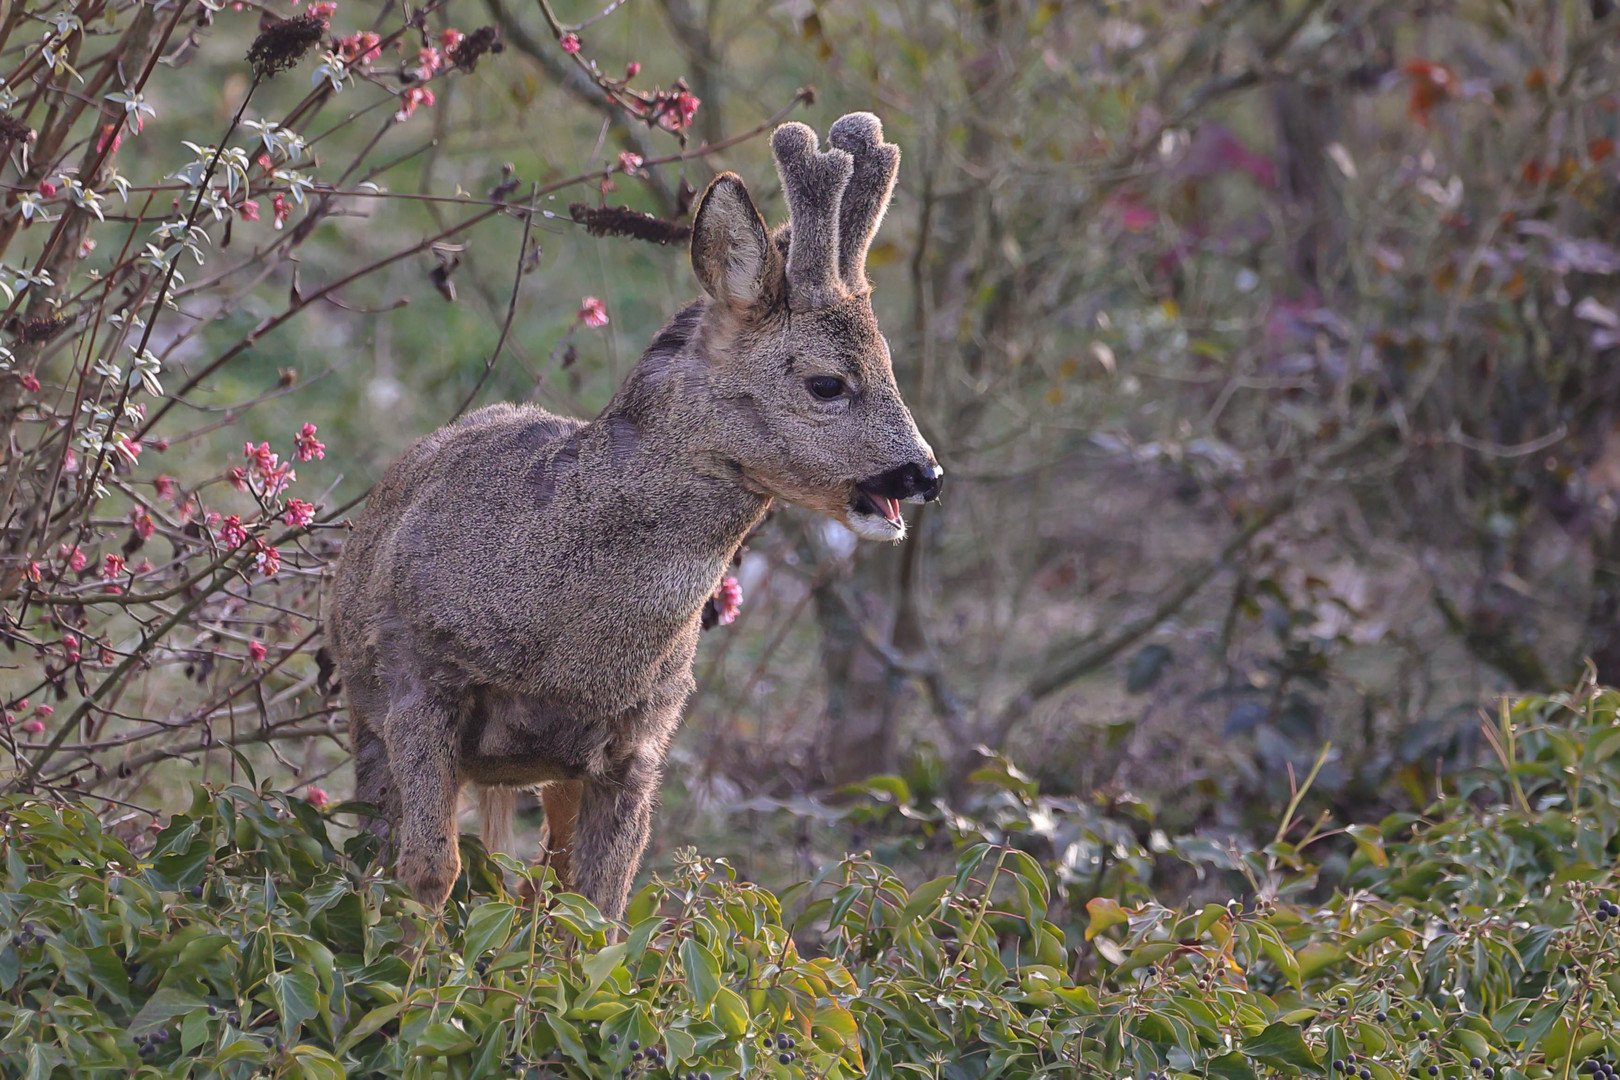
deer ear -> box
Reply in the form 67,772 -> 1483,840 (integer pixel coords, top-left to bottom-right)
691,173 -> 771,308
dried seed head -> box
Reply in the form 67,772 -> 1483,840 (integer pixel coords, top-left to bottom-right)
0,111 -> 33,144
7,314 -> 67,344
449,26 -> 503,72
569,203 -> 692,245
247,14 -> 328,79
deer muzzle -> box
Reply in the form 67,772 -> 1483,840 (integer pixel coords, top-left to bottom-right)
854,461 -> 943,522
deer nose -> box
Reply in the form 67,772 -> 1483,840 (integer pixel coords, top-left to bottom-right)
912,461 -> 944,502
864,461 -> 944,503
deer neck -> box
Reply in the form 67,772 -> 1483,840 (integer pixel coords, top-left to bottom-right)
585,334 -> 768,564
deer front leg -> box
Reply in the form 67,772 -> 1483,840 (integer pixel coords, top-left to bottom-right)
571,748 -> 662,923
383,690 -> 462,910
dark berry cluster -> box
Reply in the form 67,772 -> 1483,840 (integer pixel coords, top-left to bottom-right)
602,1036 -> 699,1078
1332,1058 -> 1372,1079
1592,898 -> 1620,922
761,1031 -> 799,1065
1581,1060 -> 1617,1078
133,1027 -> 170,1057
8,921 -> 44,948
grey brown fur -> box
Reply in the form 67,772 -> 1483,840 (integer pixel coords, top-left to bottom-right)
327,113 -> 941,922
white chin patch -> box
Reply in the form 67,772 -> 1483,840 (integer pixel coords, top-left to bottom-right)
846,510 -> 907,542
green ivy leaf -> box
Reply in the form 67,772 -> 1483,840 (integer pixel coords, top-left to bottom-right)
1242,1022 -> 1321,1074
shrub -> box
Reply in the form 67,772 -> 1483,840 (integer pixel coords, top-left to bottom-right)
5,683 -> 1620,1078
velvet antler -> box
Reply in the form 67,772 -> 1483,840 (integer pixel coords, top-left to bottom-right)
828,113 -> 900,294
771,121 -> 854,311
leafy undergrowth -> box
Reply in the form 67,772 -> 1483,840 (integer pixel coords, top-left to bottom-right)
8,688 -> 1620,1079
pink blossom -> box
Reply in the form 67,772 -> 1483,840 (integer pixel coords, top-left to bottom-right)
34,704 -> 52,717
130,509 -> 155,540
306,787 -> 330,807
153,474 -> 177,500
96,123 -> 121,155
19,372 -> 39,392
61,633 -> 78,650
102,553 -> 125,579
150,437 -> 170,452
61,447 -> 77,473
560,32 -> 580,54
712,575 -> 743,625
439,27 -> 464,50
272,193 -> 290,230
116,437 -> 142,464
395,86 -> 435,123
37,180 -> 55,198
1109,193 -> 1158,232
20,719 -> 43,735
283,498 -> 316,527
294,422 -> 325,461
306,0 -> 336,17
625,61 -> 640,78
413,46 -> 442,79
260,461 -> 296,497
254,544 -> 281,578
239,199 -> 260,221
256,153 -> 273,171
578,296 -> 609,328
656,90 -> 700,131
245,441 -> 277,474
218,515 -> 249,549
78,237 -> 96,258
25,561 -> 41,583
337,31 -> 382,64
60,545 -> 86,572
618,151 -> 643,173
226,466 -> 248,492
248,640 -> 267,662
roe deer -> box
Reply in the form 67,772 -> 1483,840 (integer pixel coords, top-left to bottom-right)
326,113 -> 941,921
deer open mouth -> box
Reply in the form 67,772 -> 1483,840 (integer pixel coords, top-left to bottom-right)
850,488 -> 903,525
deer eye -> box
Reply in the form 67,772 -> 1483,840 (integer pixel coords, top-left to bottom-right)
806,375 -> 847,401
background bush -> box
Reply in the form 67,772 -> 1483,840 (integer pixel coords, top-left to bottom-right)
8,682 -> 1620,1078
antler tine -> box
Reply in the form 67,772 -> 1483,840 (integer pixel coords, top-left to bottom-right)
828,113 -> 900,293
771,122 -> 854,311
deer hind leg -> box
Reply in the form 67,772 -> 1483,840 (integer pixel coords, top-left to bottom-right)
538,780 -> 582,886
383,690 -> 462,911
571,750 -> 661,924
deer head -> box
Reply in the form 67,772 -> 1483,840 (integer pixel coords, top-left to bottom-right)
688,112 -> 941,541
